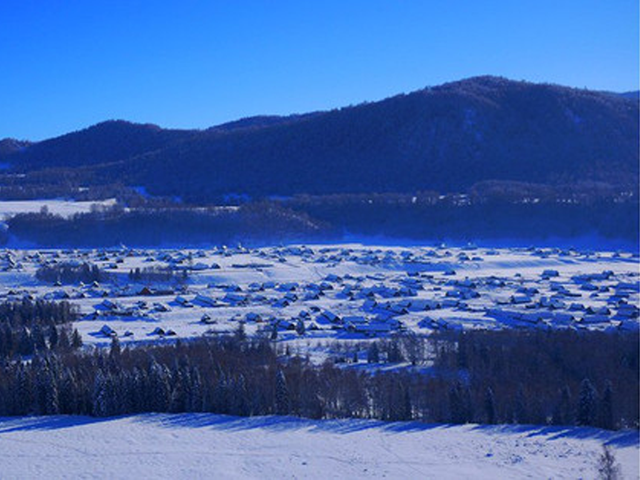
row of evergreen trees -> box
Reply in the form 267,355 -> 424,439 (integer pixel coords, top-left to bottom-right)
0,299 -> 78,328
0,299 -> 82,359
128,266 -> 187,284
35,262 -> 109,285
429,329 -> 638,429
0,330 -> 636,429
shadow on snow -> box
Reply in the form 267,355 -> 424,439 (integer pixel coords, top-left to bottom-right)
0,413 -> 637,448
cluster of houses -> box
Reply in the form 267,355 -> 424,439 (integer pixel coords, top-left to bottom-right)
0,245 -> 637,342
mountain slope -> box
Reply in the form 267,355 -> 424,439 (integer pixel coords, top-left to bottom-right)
102,76 -> 639,200
0,138 -> 31,158
4,77 -> 639,201
1,120 -> 198,170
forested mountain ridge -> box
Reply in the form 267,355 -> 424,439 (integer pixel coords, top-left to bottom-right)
0,138 -> 31,157
0,120 -> 198,170
1,76 -> 637,203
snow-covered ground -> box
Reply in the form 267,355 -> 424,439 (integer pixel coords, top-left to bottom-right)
0,414 -> 636,479
0,244 -> 637,354
0,198 -> 117,219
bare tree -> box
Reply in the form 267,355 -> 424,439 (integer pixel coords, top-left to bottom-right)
596,445 -> 621,480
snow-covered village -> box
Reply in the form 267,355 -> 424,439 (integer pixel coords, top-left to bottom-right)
0,243 -> 637,478
1,1 -> 638,478
1,244 -> 637,349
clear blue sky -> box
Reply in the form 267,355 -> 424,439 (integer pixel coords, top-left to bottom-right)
1,0 -> 638,140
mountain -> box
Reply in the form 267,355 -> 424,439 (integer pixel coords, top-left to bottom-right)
3,76 -> 638,202
618,91 -> 639,101
206,113 -> 321,133
0,138 -> 31,158
0,120 -> 197,170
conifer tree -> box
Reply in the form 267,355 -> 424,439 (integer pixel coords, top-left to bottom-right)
552,385 -> 573,425
18,327 -> 33,356
449,381 -> 470,424
599,381 -> 614,430
109,336 -> 121,361
58,369 -> 77,414
514,385 -> 528,424
577,378 -> 598,426
48,325 -> 59,350
148,360 -> 171,412
71,329 -> 83,349
367,342 -> 380,363
13,365 -> 33,415
92,370 -> 109,417
234,322 -> 247,343
484,387 -> 496,424
275,369 -> 290,415
296,319 -> 306,336
189,366 -> 203,412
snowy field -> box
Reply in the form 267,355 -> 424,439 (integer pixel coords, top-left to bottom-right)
0,244 -> 637,354
0,198 -> 117,219
0,414 -> 636,479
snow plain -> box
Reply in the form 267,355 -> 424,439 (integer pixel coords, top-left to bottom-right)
0,414 -> 637,479
0,198 -> 117,219
0,244 -> 637,356
0,244 -> 638,479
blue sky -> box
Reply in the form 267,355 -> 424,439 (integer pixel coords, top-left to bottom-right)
1,0 -> 638,140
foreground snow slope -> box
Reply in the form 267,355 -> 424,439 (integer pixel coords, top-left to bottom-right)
0,414 -> 636,479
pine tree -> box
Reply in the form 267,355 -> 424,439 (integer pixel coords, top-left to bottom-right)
189,366 -> 204,412
214,372 -> 230,414
552,385 -> 573,425
169,368 -> 188,413
234,322 -> 247,343
514,385 -> 528,424
57,327 -> 70,351
35,360 -> 59,415
387,340 -> 404,363
58,369 -> 77,414
18,327 -> 33,356
484,387 -> 496,424
109,336 -> 121,361
148,360 -> 171,412
48,325 -> 59,350
449,381 -> 469,424
275,369 -> 290,415
2,325 -> 14,357
92,370 -> 109,417
231,374 -> 249,416
296,319 -> 306,336
71,329 -> 83,349
31,326 -> 47,352
13,365 -> 33,415
367,342 -> 380,363
131,367 -> 146,413
401,384 -> 412,421
577,378 -> 598,426
599,381 -> 614,430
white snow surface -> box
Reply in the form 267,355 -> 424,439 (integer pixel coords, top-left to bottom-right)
0,414 -> 636,479
0,244 -> 637,361
0,198 -> 117,219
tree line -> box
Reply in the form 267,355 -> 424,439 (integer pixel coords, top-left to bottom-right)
0,299 -> 82,359
7,202 -> 326,248
36,262 -> 110,285
0,327 -> 636,429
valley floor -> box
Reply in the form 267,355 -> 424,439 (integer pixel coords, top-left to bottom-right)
0,414 -> 637,479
